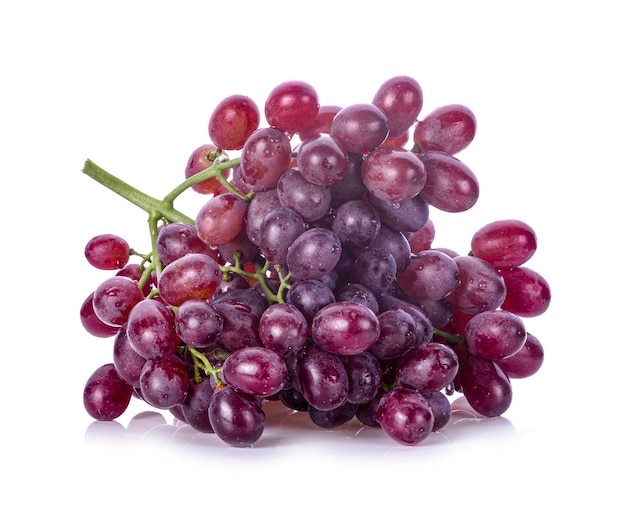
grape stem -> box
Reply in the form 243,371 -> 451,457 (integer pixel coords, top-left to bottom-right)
188,346 -> 227,387
432,327 -> 465,345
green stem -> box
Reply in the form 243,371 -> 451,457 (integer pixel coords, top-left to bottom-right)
432,327 -> 465,345
188,346 -> 225,387
82,159 -> 195,225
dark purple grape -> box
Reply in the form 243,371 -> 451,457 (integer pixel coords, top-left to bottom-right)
376,295 -> 434,349
126,299 -> 179,360
368,308 -> 418,360
311,301 -> 380,355
181,376 -> 215,433
156,222 -> 213,266
397,250 -> 460,300
245,189 -> 282,246
139,355 -> 190,409
278,387 -> 309,411
258,303 -> 309,356
208,386 -> 265,447
285,279 -> 336,324
277,168 -> 331,222
350,247 -> 397,296
365,224 -> 411,273
367,192 -> 429,233
286,227 -> 342,281
355,389 -> 384,427
297,346 -> 349,411
329,153 -> 366,207
460,355 -> 512,417
83,363 -> 133,421
258,206 -> 306,266
330,103 -> 389,153
297,133 -> 348,186
445,255 -> 507,315
331,199 -> 381,248
308,401 -> 360,429
375,387 -> 434,445
92,276 -> 145,327
212,300 -> 262,351
395,342 -> 459,393
174,299 -> 223,349
334,282 -> 379,314
464,309 -> 526,361
222,346 -> 288,397
341,351 -> 383,404
424,391 -> 451,432
218,227 -> 259,265
112,323 -> 147,387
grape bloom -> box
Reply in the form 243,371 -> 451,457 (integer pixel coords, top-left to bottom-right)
79,76 -> 551,448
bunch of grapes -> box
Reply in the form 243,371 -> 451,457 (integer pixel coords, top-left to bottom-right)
80,76 -> 551,447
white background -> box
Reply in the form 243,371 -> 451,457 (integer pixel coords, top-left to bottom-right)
1,1 -> 623,515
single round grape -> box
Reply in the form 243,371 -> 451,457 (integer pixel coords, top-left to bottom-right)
258,206 -> 306,266
460,355 -> 512,417
376,295 -> 434,349
362,146 -> 426,202
372,75 -> 424,139
174,299 -> 223,349
222,346 -> 289,397
499,266 -> 551,317
355,389 -> 384,427
297,345 -> 349,411
212,300 -> 263,351
397,250 -> 460,300
471,219 -> 538,269
445,255 -> 507,315
157,253 -> 222,308
308,401 -> 360,429
413,103 -> 476,155
83,363 -> 133,421
367,191 -> 429,233
350,247 -> 397,296
341,351 -> 383,404
329,152 -> 366,207
195,192 -> 249,247
258,303 -> 309,356
277,168 -> 331,222
181,376 -> 215,433
330,103 -> 389,153
92,276 -> 145,327
334,282 -> 379,314
208,385 -> 265,447
156,222 -> 213,267
139,355 -> 190,410
331,199 -> 381,248
265,80 -> 319,133
85,234 -> 130,270
285,278 -> 336,324
297,133 -> 348,186
365,224 -> 411,273
239,127 -> 292,191
112,323 -> 146,387
298,104 -> 342,141
208,94 -> 260,150
375,386 -> 434,445
419,151 -> 479,212
311,301 -> 380,355
496,332 -> 544,378
80,291 -> 119,338
368,308 -> 418,360
464,309 -> 526,361
286,227 -> 342,281
395,342 -> 459,393
184,143 -> 231,195
423,391 -> 451,432
245,189 -> 282,246
126,298 -> 179,360
278,387 -> 310,411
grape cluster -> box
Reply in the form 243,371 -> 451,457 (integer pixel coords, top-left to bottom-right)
80,76 -> 551,447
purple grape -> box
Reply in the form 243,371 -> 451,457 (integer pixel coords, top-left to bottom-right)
239,126 -> 292,191
84,234 -> 130,270
367,192 -> 429,233
83,363 -> 133,421
112,323 -> 147,387
126,298 -> 180,360
413,103 -> 476,155
285,279 -> 336,324
334,282 -> 379,314
297,133 -> 348,186
375,387 -> 434,445
423,391 -> 451,432
297,346 -> 349,411
277,168 -> 332,222
212,300 -> 262,351
92,276 -> 145,327
222,346 -> 289,397
397,249 -> 460,300
368,308 -> 418,360
308,401 -> 360,429
258,206 -> 307,266
156,222 -> 213,266
258,303 -> 309,356
329,153 -> 366,207
139,355 -> 190,410
372,75 -> 424,139
460,355 -> 512,417
362,146 -> 426,202
208,385 -> 265,447
330,103 -> 389,153
286,227 -> 342,280
350,247 -> 397,296
463,309 -> 526,360
341,351 -> 383,404
331,199 -> 381,248
496,332 -> 544,379
395,342 -> 459,393
181,376 -> 215,433
174,299 -> 223,349
80,291 -> 119,338
245,189 -> 282,246
365,224 -> 411,273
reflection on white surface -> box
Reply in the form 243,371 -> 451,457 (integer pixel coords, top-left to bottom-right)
84,397 -> 517,456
